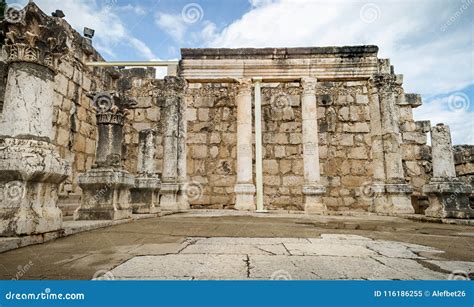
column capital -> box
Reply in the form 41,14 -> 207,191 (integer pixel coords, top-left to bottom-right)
235,78 -> 253,96
300,77 -> 317,95
88,91 -> 137,125
3,6 -> 69,73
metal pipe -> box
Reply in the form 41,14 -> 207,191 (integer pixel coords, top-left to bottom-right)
85,61 -> 179,67
253,77 -> 266,212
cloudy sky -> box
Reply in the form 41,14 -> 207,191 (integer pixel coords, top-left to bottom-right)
8,0 -> 474,144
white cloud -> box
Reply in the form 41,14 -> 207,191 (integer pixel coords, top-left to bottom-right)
414,94 -> 473,145
32,0 -> 156,60
155,12 -> 187,42
206,0 -> 473,95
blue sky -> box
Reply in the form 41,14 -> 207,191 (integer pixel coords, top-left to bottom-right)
7,0 -> 474,144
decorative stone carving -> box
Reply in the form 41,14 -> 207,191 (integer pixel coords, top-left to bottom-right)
423,124 -> 473,219
131,129 -> 161,214
74,90 -> 136,220
2,3 -> 68,72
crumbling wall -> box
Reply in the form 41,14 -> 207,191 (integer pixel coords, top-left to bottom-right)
454,145 -> 474,205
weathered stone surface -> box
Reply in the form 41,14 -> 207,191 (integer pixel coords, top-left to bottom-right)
423,125 -> 473,219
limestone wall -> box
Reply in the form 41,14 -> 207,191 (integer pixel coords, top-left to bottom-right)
454,145 -> 474,195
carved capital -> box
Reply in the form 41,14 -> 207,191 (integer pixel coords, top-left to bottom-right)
2,3 -> 69,72
301,77 -> 317,96
88,91 -> 136,125
235,78 -> 252,97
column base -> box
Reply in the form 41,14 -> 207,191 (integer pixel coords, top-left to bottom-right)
234,184 -> 256,211
74,168 -> 134,221
130,177 -> 161,214
0,137 -> 69,236
159,182 -> 187,211
423,179 -> 473,219
303,184 -> 326,214
372,183 -> 414,215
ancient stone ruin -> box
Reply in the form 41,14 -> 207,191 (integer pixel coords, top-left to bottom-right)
0,3 -> 472,237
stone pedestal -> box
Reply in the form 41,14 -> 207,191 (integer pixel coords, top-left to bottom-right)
0,22 -> 69,236
301,77 -> 326,214
131,177 -> 161,214
372,183 -> 414,215
74,91 -> 136,221
234,79 -> 256,211
75,168 -> 134,220
303,184 -> 326,214
130,129 -> 161,214
423,124 -> 473,218
0,138 -> 69,236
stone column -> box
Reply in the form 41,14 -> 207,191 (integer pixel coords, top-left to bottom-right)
159,77 -> 189,211
372,74 -> 413,215
300,77 -> 326,214
423,124 -> 472,218
0,24 -> 69,236
74,91 -> 136,220
130,129 -> 161,214
234,78 -> 256,210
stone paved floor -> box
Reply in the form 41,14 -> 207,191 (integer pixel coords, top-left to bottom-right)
0,211 -> 473,280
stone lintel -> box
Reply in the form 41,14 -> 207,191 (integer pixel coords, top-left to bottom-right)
181,45 -> 379,59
